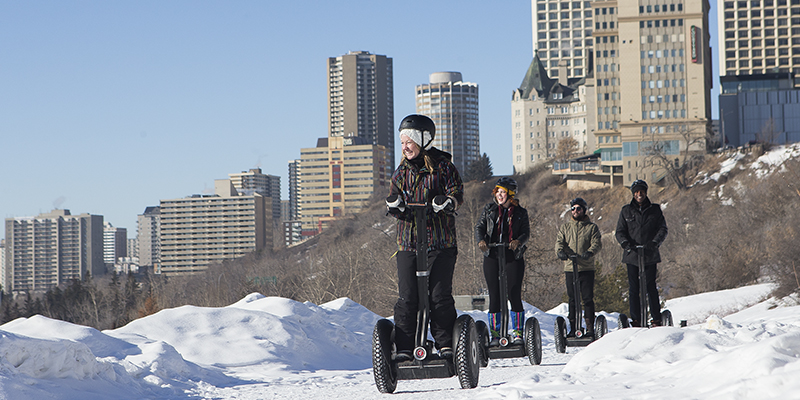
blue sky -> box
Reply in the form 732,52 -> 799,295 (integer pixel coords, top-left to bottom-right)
0,1 -> 718,235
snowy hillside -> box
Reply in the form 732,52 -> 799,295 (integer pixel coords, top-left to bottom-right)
0,283 -> 798,399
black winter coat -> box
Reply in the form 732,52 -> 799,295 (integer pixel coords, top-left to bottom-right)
474,202 -> 530,260
615,197 -> 668,265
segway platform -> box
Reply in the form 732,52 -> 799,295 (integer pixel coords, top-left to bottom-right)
372,202 -> 481,394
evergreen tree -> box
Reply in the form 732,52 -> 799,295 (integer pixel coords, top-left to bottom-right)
594,263 -> 629,314
463,153 -> 494,182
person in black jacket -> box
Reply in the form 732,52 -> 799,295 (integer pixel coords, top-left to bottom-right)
474,177 -> 530,346
615,179 -> 668,327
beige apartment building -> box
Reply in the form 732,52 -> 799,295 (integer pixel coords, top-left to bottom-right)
615,0 -> 712,185
719,0 -> 800,78
298,136 -> 390,239
228,167 -> 281,224
4,209 -> 104,294
158,180 -> 271,275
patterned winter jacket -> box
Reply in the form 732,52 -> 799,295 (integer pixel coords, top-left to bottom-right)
474,201 -> 530,260
555,217 -> 602,272
389,147 -> 464,252
615,197 -> 668,266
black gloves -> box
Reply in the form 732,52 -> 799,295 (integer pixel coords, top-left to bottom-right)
432,195 -> 455,213
557,251 -> 568,261
646,241 -> 659,251
621,241 -> 632,253
385,195 -> 405,215
581,251 -> 594,260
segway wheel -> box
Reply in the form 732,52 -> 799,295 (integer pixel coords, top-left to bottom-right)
524,317 -> 542,365
661,310 -> 674,327
454,315 -> 480,389
618,313 -> 630,329
475,319 -> 490,367
554,316 -> 567,354
594,315 -> 608,341
371,319 -> 397,393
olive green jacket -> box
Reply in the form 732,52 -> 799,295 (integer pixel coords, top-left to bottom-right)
555,217 -> 602,272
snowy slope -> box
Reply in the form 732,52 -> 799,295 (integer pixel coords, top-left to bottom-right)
0,283 -> 798,399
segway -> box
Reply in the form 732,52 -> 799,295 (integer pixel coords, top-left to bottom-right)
481,242 -> 542,366
554,254 -> 608,353
618,245 -> 673,328
372,202 -> 481,394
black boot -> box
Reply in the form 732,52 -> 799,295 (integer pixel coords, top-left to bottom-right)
584,317 -> 594,338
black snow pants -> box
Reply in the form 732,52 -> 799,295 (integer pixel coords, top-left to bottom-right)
393,248 -> 457,352
482,248 -> 525,313
565,270 -> 595,330
627,263 -> 661,324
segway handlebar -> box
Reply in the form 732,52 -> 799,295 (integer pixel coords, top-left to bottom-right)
487,242 -> 510,248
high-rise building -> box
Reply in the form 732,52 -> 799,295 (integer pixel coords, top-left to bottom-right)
103,222 -> 127,268
718,0 -> 800,78
512,57 -> 593,174
4,209 -> 104,294
229,168 -> 281,223
616,0 -> 712,185
298,136 -> 390,239
328,51 -> 395,162
614,0 -> 712,186
287,159 -> 301,221
533,0 -> 712,188
137,206 -> 160,270
717,0 -> 800,147
415,72 -> 480,173
532,0 -> 594,79
159,180 -> 272,275
127,237 -> 138,259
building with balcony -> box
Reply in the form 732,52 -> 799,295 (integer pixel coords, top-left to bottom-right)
158,180 -> 272,275
4,209 -> 104,294
298,136 -> 390,239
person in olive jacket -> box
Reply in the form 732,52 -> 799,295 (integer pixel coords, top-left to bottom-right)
615,179 -> 668,327
474,177 -> 529,346
555,197 -> 602,337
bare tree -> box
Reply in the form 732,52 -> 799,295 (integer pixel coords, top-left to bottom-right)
642,122 -> 710,190
554,137 -> 579,163
756,118 -> 783,148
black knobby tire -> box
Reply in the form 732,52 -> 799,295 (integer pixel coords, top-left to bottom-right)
618,313 -> 630,329
661,310 -> 674,327
594,315 -> 608,341
524,317 -> 542,365
454,315 -> 480,389
372,319 -> 397,393
554,316 -> 567,354
475,320 -> 490,367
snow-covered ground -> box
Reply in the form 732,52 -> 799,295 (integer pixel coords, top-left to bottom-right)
0,283 -> 798,399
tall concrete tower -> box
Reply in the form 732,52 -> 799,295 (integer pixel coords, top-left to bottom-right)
328,51 -> 395,163
415,72 -> 480,174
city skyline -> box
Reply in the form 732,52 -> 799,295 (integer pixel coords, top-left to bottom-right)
0,1 -> 720,236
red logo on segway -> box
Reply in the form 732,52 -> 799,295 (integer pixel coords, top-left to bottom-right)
414,347 -> 427,360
